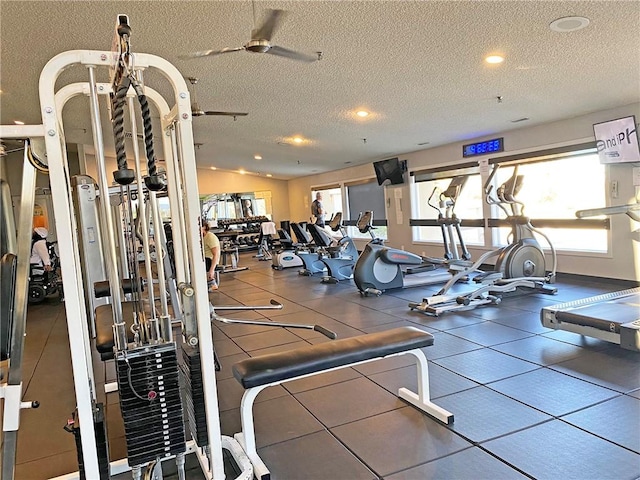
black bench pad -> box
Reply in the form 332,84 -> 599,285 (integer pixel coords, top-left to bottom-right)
233,327 -> 433,389
95,302 -> 137,359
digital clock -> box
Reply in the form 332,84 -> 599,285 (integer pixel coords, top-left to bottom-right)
462,138 -> 504,158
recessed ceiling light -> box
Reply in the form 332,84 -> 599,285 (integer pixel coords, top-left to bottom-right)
356,110 -> 369,117
14,120 -> 25,125
293,137 -> 303,144
254,155 -> 262,160
550,16 -> 590,33
266,173 -> 273,177
210,166 -> 217,170
485,55 -> 504,64
238,169 -> 246,175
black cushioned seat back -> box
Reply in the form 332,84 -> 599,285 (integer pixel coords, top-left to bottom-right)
1,253 -> 17,360
290,222 -> 312,245
95,302 -> 137,360
307,224 -> 334,247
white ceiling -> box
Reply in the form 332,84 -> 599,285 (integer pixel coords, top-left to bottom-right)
1,1 -> 639,180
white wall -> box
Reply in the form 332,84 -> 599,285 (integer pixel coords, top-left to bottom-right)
288,103 -> 640,282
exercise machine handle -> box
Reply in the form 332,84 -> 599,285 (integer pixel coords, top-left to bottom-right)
313,325 -> 338,339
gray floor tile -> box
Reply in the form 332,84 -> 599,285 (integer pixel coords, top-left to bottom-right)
542,329 -> 616,350
491,335 -> 593,366
258,431 -> 376,480
483,420 -> 640,480
629,389 -> 640,399
369,362 -> 478,399
487,308 -> 553,334
295,377 -> 403,427
446,321 -> 534,346
284,367 -> 362,394
406,311 -> 487,331
252,394 -> 325,448
550,348 -> 640,392
216,377 -> 288,412
332,406 -> 472,477
385,446 -> 529,479
433,349 -> 538,384
562,395 -> 640,453
231,328 -> 303,352
436,385 -> 551,442
419,331 -> 484,360
488,368 -> 618,416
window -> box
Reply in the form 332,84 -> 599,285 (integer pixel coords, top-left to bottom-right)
413,174 -> 484,247
311,187 -> 342,224
491,152 -> 606,251
345,180 -> 387,239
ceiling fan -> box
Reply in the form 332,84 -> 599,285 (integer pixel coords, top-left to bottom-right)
184,8 -> 320,63
187,77 -> 248,119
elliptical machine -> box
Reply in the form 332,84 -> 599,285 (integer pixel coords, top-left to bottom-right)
409,164 -> 557,315
353,211 -> 453,296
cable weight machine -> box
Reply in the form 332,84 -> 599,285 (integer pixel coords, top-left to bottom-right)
0,15 -> 236,480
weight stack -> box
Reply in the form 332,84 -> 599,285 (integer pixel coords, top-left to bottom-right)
180,343 -> 208,446
116,343 -> 186,467
66,404 -> 110,480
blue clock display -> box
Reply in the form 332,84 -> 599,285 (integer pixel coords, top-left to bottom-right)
462,138 -> 504,157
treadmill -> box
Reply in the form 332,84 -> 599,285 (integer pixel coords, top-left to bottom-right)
541,203 -> 640,351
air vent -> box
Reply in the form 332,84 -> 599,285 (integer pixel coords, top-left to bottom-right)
511,117 -> 530,123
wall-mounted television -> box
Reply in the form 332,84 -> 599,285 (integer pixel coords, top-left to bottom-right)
593,115 -> 640,164
373,157 -> 405,186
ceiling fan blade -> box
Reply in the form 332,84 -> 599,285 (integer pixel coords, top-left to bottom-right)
267,45 -> 318,63
204,111 -> 249,117
252,9 -> 285,41
181,46 -> 245,59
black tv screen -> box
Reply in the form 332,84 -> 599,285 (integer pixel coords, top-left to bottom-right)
373,158 -> 404,186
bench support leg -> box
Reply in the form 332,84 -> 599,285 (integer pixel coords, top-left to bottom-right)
234,385 -> 271,480
398,348 -> 454,425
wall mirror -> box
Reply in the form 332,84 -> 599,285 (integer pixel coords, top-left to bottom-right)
201,191 -> 272,226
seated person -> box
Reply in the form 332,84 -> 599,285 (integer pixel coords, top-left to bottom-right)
30,227 -> 52,275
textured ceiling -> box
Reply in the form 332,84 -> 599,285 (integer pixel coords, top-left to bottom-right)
1,1 -> 639,179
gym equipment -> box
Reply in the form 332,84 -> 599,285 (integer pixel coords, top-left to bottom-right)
1,16 -> 338,480
410,164 -> 557,315
255,220 -> 277,261
353,212 -> 453,296
418,176 -> 472,266
291,222 -> 327,275
271,229 -> 304,270
0,16 -> 231,479
307,212 -> 359,283
231,326 -> 453,480
542,202 -> 640,351
0,141 -> 41,480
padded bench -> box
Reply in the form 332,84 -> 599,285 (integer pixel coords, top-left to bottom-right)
232,326 -> 454,480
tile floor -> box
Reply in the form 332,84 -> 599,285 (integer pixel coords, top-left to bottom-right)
9,253 -> 640,479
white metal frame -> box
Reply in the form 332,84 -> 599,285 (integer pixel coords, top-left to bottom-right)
1,46 -> 241,479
